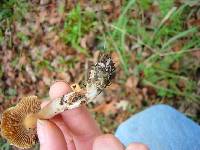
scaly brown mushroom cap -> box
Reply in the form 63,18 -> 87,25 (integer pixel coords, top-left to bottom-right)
1,96 -> 41,149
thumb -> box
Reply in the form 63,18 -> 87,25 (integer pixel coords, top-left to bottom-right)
93,134 -> 125,150
37,119 -> 67,150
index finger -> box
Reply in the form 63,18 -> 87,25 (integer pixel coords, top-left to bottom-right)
49,81 -> 101,150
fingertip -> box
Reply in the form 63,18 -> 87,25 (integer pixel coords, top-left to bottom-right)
93,134 -> 124,150
37,120 -> 49,144
126,143 -> 149,150
49,81 -> 72,99
37,119 -> 67,150
51,115 -> 76,150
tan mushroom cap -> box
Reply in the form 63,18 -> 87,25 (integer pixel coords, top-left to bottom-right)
1,96 -> 41,149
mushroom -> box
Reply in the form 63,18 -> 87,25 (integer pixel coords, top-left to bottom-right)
1,96 -> 41,149
0,54 -> 116,149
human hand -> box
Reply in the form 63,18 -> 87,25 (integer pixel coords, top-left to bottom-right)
37,81 -> 149,150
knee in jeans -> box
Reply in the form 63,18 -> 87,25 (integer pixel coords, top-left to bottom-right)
147,104 -> 175,115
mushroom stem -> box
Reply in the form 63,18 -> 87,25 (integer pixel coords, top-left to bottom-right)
37,91 -> 86,119
24,89 -> 96,129
26,54 -> 116,122
23,114 -> 38,129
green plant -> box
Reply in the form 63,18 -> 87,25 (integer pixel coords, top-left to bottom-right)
0,0 -> 29,48
57,56 -> 78,70
16,32 -> 29,43
0,0 -> 28,22
36,59 -> 54,71
98,0 -> 200,101
0,139 -> 11,150
60,4 -> 97,54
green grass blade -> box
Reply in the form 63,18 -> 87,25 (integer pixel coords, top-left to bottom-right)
112,0 -> 136,37
162,27 -> 197,50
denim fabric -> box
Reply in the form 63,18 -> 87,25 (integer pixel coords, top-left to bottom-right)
115,104 -> 200,150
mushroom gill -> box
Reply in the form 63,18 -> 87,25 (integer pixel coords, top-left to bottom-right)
1,96 -> 41,149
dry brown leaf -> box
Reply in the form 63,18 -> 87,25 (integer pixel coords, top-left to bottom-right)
111,52 -> 120,67
39,68 -> 53,86
56,72 -> 71,82
80,32 -> 96,49
116,111 -> 130,123
25,65 -> 36,82
134,94 -> 144,108
125,76 -> 139,92
92,101 -> 117,115
93,51 -> 101,63
108,83 -> 120,91
191,49 -> 200,58
19,54 -> 28,65
188,19 -> 200,27
38,80 -> 48,96
171,61 -> 180,70
102,4 -> 113,13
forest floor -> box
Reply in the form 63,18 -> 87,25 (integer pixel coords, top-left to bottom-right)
0,0 -> 200,149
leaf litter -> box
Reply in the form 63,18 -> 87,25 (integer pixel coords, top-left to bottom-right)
1,0 -> 200,149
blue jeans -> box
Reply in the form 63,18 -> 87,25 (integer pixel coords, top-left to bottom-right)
115,104 -> 200,150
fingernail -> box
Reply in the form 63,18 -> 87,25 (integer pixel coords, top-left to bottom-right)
37,119 -> 47,144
